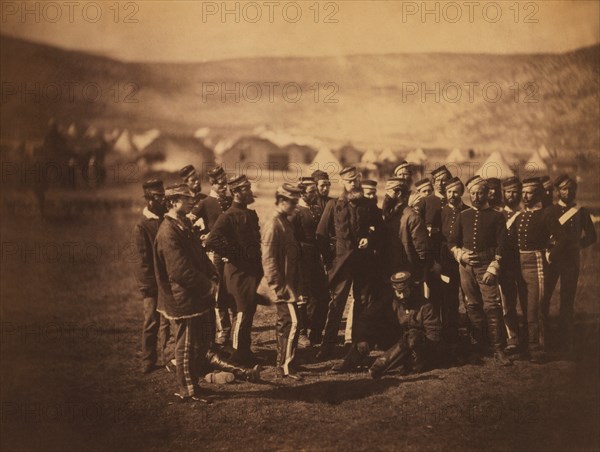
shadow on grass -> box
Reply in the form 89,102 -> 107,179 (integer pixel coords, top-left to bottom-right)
230,374 -> 442,405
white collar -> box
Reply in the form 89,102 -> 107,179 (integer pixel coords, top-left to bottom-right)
209,190 -> 220,199
143,206 -> 160,220
298,198 -> 309,208
503,205 -> 520,213
434,192 -> 444,200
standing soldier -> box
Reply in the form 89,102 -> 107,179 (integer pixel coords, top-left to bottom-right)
312,170 -> 333,213
542,174 -> 596,354
487,178 -> 504,211
262,184 -> 304,380
361,179 -> 379,204
540,176 -> 554,208
415,178 -> 433,197
498,177 -> 525,353
154,184 -> 218,402
179,164 -> 207,231
132,179 -> 173,374
205,175 -> 264,366
293,177 -> 330,347
393,161 -> 423,210
439,176 -> 468,355
192,166 -> 235,346
449,176 -> 511,365
315,166 -> 381,362
510,177 -> 564,362
369,271 -> 441,379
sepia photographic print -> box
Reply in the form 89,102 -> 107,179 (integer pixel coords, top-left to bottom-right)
1,1 -> 599,450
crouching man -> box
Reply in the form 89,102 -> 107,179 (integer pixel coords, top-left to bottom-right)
154,184 -> 219,402
369,272 -> 441,379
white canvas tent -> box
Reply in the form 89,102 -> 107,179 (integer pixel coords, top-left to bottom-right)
537,144 -> 552,159
446,148 -> 467,164
475,151 -> 515,178
405,148 -> 427,165
380,148 -> 398,162
361,149 -> 379,163
132,129 -> 160,151
113,129 -> 136,155
526,151 -> 548,172
311,147 -> 341,176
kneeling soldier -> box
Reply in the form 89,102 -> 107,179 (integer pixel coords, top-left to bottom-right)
369,272 -> 441,379
262,184 -> 304,380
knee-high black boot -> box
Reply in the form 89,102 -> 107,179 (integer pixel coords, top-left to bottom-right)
368,341 -> 410,379
206,348 -> 262,382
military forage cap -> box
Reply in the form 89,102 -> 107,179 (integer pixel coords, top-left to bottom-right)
361,179 -> 378,188
415,178 -> 432,190
339,166 -> 360,181
311,169 -> 330,181
228,174 -> 251,190
390,271 -> 412,288
431,165 -> 451,180
465,175 -> 487,190
502,176 -> 522,190
554,173 -> 575,189
487,177 -> 501,188
165,183 -> 194,198
540,175 -> 553,190
276,183 -> 302,200
179,164 -> 197,180
298,176 -> 316,187
142,179 -> 164,194
385,177 -> 408,193
522,177 -> 542,189
393,161 -> 411,177
445,176 -> 464,191
208,165 -> 227,183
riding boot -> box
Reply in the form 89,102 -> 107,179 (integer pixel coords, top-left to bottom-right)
297,302 -> 311,348
206,349 -> 261,382
331,341 -> 369,372
487,309 -> 512,366
369,341 -> 409,379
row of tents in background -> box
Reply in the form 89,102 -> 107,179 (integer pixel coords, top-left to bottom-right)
1,120 -> 589,191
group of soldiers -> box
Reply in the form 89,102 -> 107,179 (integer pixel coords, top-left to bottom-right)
132,160 -> 596,402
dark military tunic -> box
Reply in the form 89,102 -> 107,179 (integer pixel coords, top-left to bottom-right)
191,192 -> 233,234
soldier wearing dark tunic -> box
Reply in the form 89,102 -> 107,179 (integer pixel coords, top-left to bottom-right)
132,179 -> 173,374
179,164 -> 207,232
369,271 -> 441,379
192,166 -> 235,345
542,174 -> 596,354
292,177 -> 330,347
316,166 -> 382,364
205,175 -> 264,366
449,176 -> 511,366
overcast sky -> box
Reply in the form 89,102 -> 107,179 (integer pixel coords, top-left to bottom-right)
2,0 -> 599,62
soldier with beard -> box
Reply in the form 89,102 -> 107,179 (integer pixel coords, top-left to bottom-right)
179,165 -> 208,232
542,174 -> 596,355
293,177 -> 330,347
449,176 -> 512,366
498,177 -> 526,353
205,175 -> 264,366
192,166 -> 235,346
487,178 -> 504,211
393,161 -> 424,211
315,166 -> 382,363
312,170 -> 333,213
509,178 -> 565,362
439,176 -> 469,355
368,271 -> 441,379
132,179 -> 174,374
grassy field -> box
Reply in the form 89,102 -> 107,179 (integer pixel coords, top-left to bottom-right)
1,185 -> 599,451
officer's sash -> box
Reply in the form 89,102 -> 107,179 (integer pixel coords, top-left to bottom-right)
558,206 -> 580,225
505,211 -> 521,229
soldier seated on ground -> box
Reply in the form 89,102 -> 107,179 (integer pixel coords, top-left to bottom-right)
369,272 -> 441,379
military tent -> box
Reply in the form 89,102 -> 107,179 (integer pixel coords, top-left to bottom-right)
475,151 -> 515,179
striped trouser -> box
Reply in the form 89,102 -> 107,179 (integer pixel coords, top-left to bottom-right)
519,251 -> 547,349
174,313 -> 212,397
275,302 -> 299,375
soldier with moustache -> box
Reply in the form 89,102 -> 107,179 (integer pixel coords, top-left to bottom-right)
262,184 -> 304,380
542,174 -> 596,354
191,166 -> 235,346
439,176 -> 469,354
498,177 -> 526,353
509,177 -> 565,361
487,177 -> 504,211
132,179 -> 174,374
312,170 -> 333,214
393,161 -> 424,211
368,271 -> 441,379
448,176 -> 512,366
205,175 -> 264,366
315,166 -> 382,363
292,177 -> 331,347
179,164 -> 208,232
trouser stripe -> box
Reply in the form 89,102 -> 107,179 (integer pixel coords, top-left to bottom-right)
283,304 -> 298,375
183,320 -> 194,395
233,312 -> 243,350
